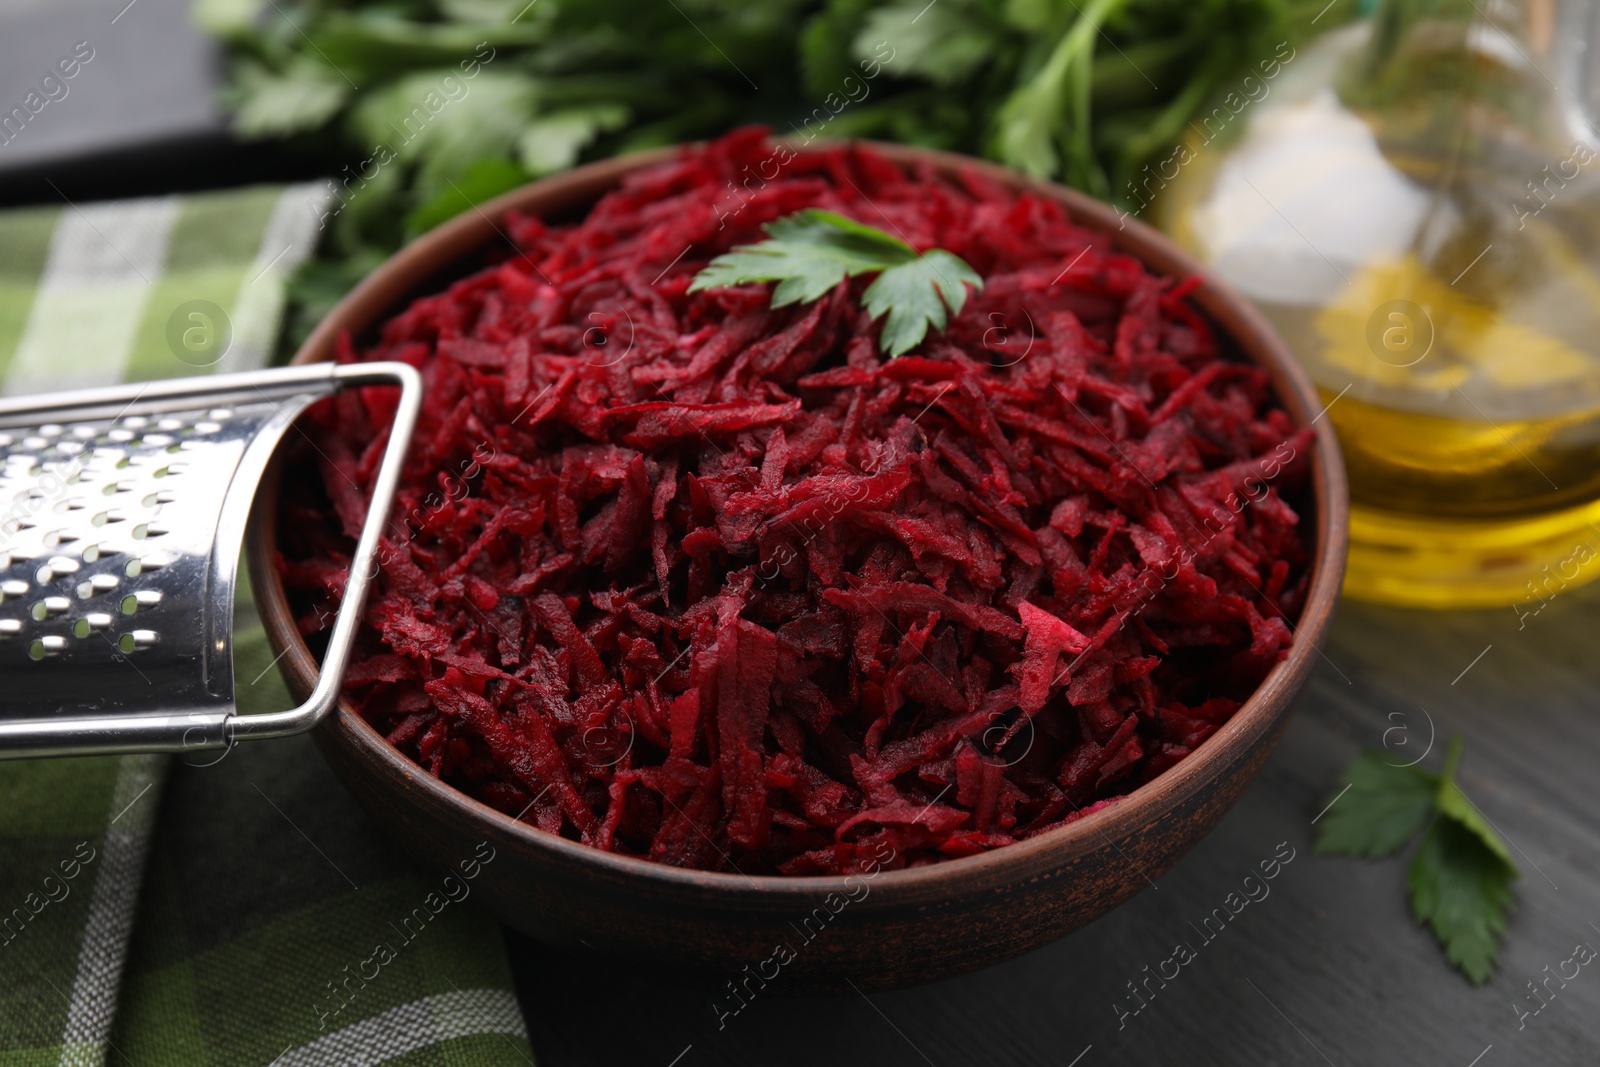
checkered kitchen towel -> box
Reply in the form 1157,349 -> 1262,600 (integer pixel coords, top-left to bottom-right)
0,185 -> 534,1066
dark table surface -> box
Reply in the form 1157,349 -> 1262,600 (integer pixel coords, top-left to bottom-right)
7,7 -> 1598,1063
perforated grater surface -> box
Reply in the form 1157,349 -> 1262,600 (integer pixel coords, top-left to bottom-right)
0,362 -> 420,760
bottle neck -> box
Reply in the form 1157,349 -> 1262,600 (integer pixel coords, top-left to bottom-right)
1355,0 -> 1600,150
1543,0 -> 1600,147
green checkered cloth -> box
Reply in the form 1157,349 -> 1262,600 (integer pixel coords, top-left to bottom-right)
0,186 -> 534,1066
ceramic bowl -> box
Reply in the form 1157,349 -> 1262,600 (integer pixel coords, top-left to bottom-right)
246,142 -> 1349,993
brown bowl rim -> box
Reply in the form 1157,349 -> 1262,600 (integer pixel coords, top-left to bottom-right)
250,139 -> 1349,899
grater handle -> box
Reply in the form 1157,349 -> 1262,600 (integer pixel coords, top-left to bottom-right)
0,361 -> 422,759
229,361 -> 423,746
0,711 -> 231,759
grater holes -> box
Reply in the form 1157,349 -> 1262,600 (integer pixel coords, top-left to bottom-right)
118,630 -> 157,653
29,636 -> 66,660
35,556 -> 80,583
124,552 -> 166,578
76,457 -> 114,478
120,590 -> 161,615
3,397 -> 292,692
71,613 -> 115,639
76,574 -> 118,599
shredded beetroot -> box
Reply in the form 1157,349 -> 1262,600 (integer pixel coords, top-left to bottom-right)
277,129 -> 1314,875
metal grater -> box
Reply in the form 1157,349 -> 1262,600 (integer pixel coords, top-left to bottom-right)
0,362 -> 420,760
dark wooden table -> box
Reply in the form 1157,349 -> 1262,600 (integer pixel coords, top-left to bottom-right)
508,591 -> 1600,1066
7,9 -> 1597,1062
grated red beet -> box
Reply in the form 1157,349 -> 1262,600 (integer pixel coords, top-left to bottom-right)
277,129 -> 1314,875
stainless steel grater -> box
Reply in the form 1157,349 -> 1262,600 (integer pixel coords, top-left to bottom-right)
0,362 -> 420,760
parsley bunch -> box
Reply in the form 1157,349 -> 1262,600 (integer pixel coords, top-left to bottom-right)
1316,736 -> 1519,984
195,0 -> 1353,355
689,210 -> 982,356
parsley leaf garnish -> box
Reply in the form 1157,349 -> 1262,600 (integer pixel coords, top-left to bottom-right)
1314,749 -> 1438,858
1316,736 -> 1518,985
1408,815 -> 1518,984
688,209 -> 983,357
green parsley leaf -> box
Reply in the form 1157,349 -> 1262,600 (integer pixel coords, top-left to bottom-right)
992,0 -> 1129,192
689,209 -> 982,357
405,157 -> 531,239
193,0 -> 265,43
1409,735 -> 1518,985
863,249 -> 984,358
771,210 -> 914,255
518,104 -> 631,177
690,209 -> 914,307
1433,737 -> 1515,868
349,70 -> 538,180
1316,736 -> 1519,985
228,58 -> 350,139
853,3 -> 997,88
1314,749 -> 1438,859
1408,816 -> 1517,985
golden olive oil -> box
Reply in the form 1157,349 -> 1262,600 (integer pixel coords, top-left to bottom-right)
1156,15 -> 1600,608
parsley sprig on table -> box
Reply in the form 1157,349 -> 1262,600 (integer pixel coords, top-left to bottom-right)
1316,737 -> 1518,984
689,209 -> 983,357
